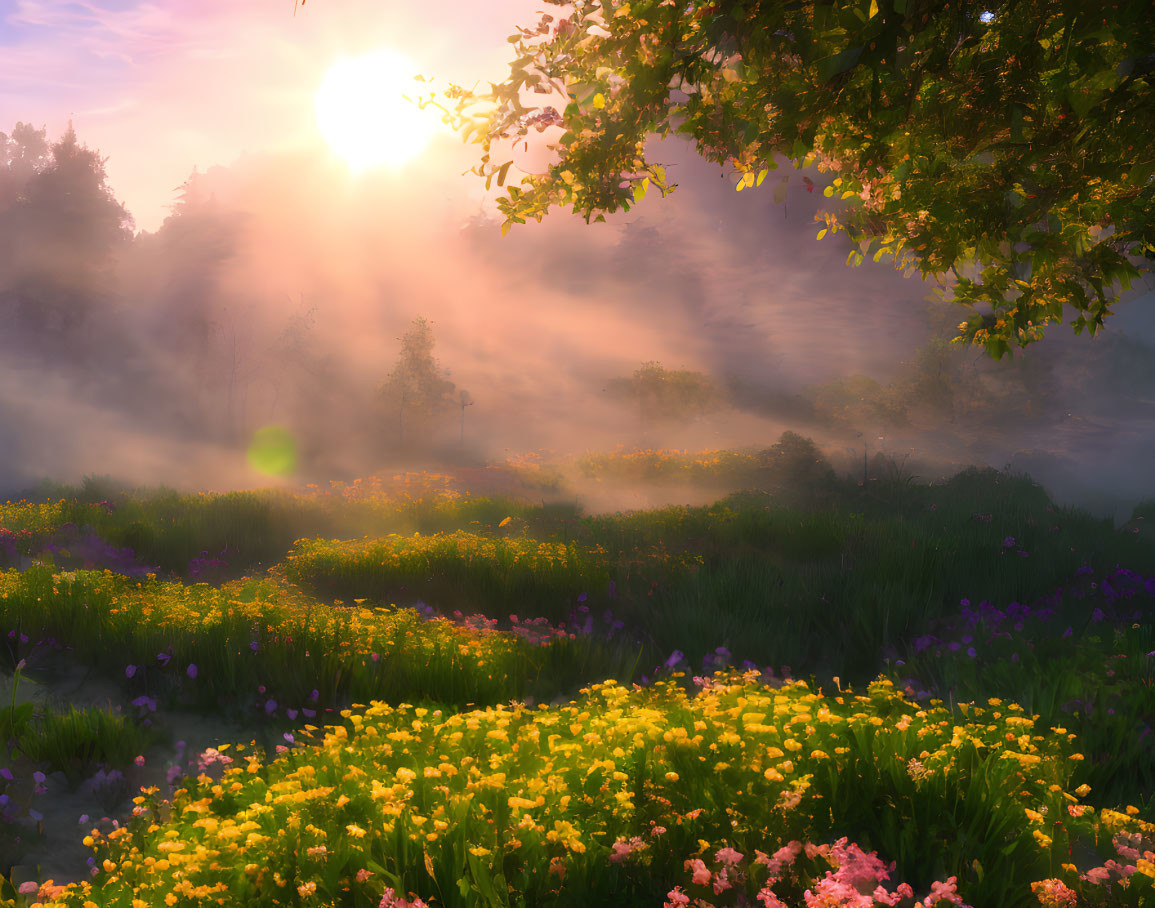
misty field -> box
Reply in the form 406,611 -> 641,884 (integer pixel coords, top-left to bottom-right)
0,442 -> 1151,907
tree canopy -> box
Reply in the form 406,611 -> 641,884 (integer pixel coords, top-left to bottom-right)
441,0 -> 1155,359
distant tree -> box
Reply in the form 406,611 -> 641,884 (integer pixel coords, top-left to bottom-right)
0,123 -> 133,349
802,373 -> 908,430
0,122 -> 51,210
378,317 -> 459,450
605,361 -> 720,428
140,166 -> 245,418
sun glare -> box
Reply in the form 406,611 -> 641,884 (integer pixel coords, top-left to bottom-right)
315,48 -> 443,172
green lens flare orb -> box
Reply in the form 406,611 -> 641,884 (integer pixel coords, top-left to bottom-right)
247,426 -> 297,477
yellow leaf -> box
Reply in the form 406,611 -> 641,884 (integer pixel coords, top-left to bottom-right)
868,0 -> 879,18
593,93 -> 605,109
499,517 -> 513,527
816,228 -> 827,240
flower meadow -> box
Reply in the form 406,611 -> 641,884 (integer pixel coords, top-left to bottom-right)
0,445 -> 1150,906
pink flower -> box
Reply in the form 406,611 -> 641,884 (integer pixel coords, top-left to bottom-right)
686,857 -> 711,886
757,841 -> 803,879
713,866 -> 734,895
715,846 -> 744,866
805,842 -> 832,861
1030,879 -> 1077,907
757,887 -> 789,908
806,875 -> 875,907
665,887 -> 690,907
919,876 -> 964,907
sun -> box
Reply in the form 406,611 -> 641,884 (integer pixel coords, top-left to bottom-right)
315,49 -> 442,171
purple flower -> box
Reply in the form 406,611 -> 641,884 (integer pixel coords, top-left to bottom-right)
0,768 -> 13,781
1003,536 -> 1015,548
309,689 -> 318,701
250,641 -> 258,652
157,653 -> 171,666
577,593 -> 587,602
265,699 -> 277,714
125,664 -> 136,679
186,663 -> 197,679
911,634 -> 938,655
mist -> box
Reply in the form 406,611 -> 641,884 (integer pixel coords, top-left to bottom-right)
1,120 -> 1154,525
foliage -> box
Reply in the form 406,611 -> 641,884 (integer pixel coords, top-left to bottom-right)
11,674 -> 1155,907
441,0 -> 1155,359
604,361 -> 721,426
0,461 -> 1153,902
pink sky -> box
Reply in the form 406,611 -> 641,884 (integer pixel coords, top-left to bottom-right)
1,0 -> 541,232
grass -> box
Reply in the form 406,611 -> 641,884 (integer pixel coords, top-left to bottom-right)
0,441 -> 1148,906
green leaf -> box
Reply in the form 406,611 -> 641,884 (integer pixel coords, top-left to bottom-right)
773,176 -> 789,204
1128,160 -> 1155,186
817,46 -> 864,82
